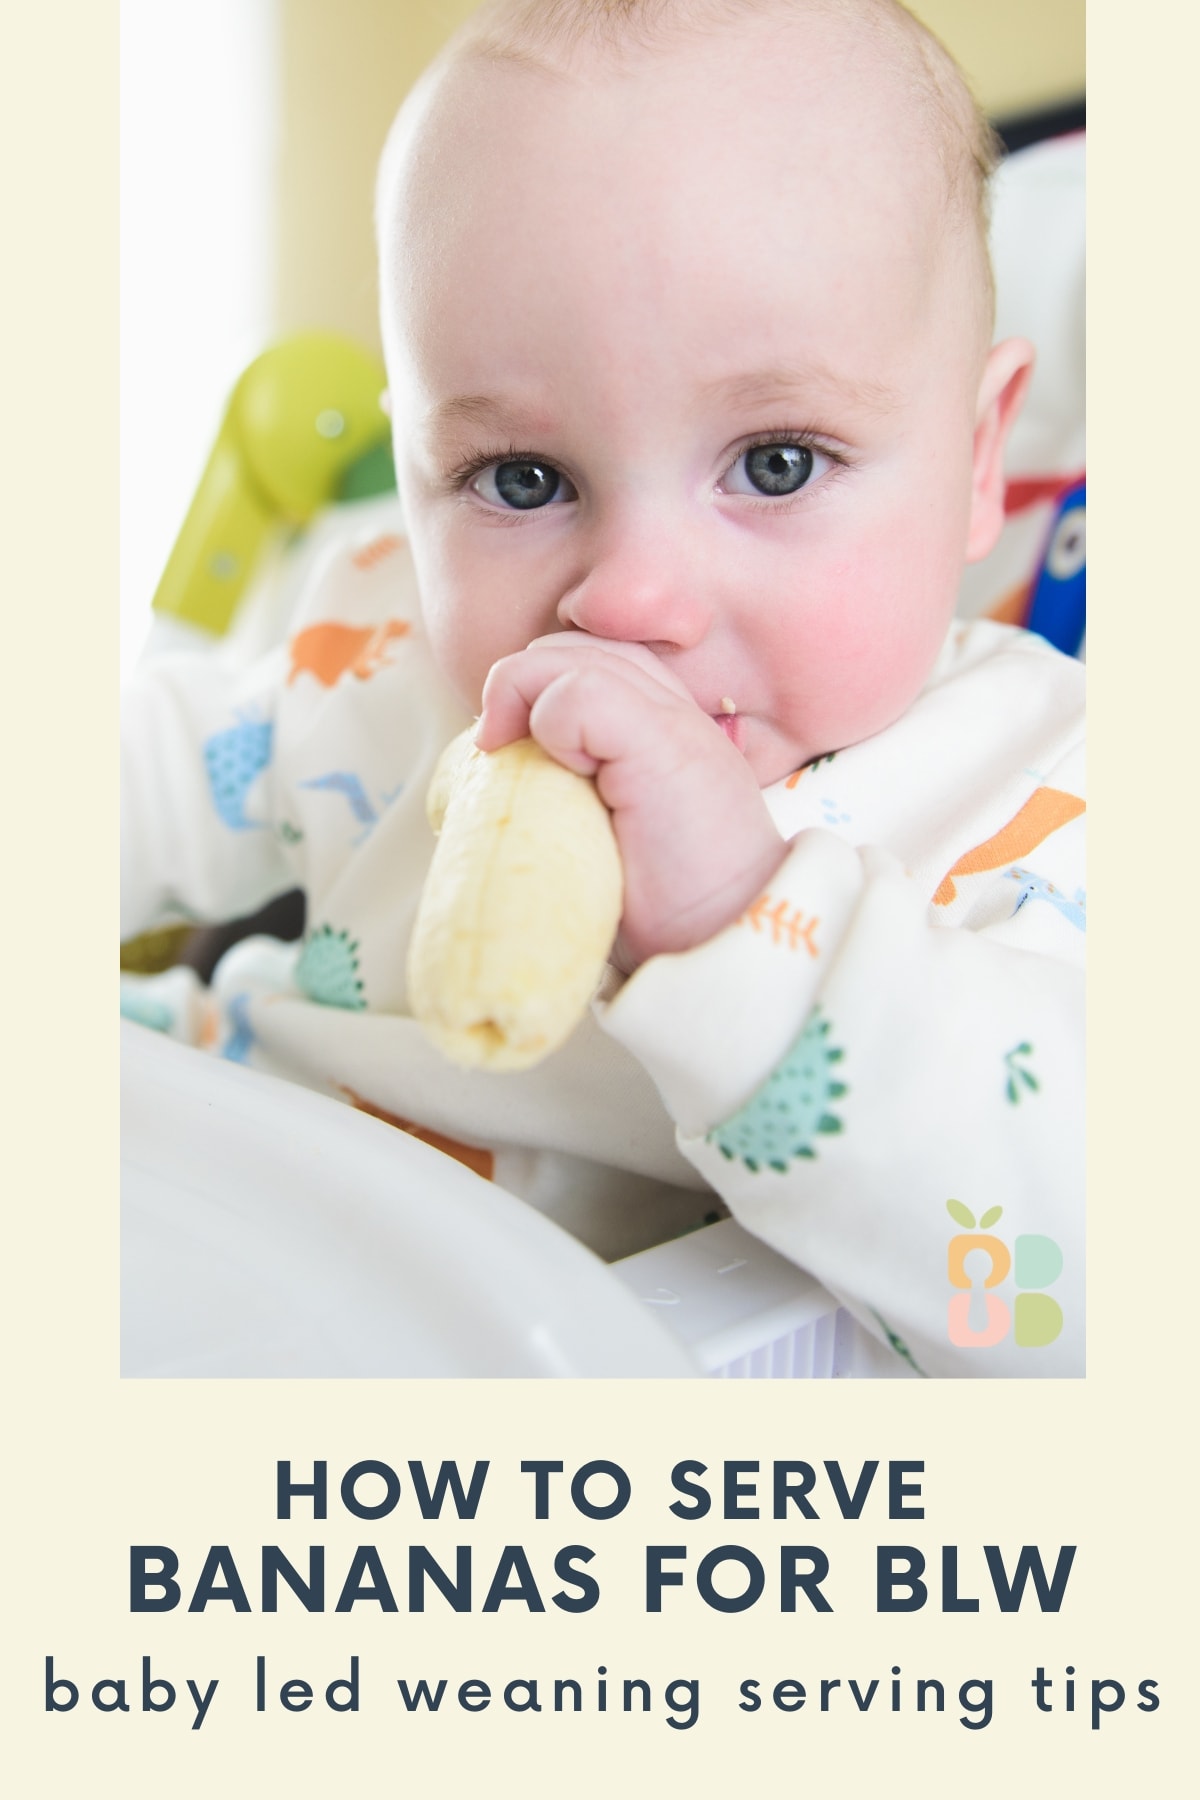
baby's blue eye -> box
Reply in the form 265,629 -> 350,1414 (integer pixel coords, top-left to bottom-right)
474,459 -> 574,509
741,443 -> 813,496
719,448 -> 820,504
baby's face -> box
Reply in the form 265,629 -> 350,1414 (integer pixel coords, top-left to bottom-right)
381,22 -> 1006,783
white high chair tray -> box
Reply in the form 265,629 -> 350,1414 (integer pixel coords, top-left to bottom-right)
122,1022 -> 906,1379
121,1022 -> 696,1377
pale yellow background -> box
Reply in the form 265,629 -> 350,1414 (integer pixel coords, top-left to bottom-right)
6,0 -> 1195,1792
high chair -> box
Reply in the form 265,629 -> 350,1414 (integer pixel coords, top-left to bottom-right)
122,132 -> 1083,1378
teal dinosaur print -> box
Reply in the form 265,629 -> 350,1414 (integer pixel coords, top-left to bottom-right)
869,1310 -> 928,1378
1003,1043 -> 1040,1105
296,925 -> 366,1010
709,1007 -> 847,1172
120,991 -> 174,1033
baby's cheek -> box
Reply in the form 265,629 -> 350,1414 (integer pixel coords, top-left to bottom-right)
797,568 -> 954,743
420,566 -> 508,709
419,600 -> 488,712
427,542 -> 566,708
406,520 -> 501,705
872,594 -> 958,721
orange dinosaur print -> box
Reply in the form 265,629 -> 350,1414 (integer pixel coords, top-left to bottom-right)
350,532 -> 405,570
934,786 -> 1086,906
340,1087 -> 495,1181
738,892 -> 820,956
286,618 -> 410,687
785,752 -> 836,789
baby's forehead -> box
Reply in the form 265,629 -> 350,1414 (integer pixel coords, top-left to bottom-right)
378,7 -> 991,373
390,14 -> 949,231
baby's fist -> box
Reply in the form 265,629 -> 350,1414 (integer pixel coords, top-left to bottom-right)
474,633 -> 786,969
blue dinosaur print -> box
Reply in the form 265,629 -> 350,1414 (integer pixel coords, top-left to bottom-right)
1007,866 -> 1086,932
203,710 -> 273,830
300,770 -> 405,845
221,992 -> 256,1064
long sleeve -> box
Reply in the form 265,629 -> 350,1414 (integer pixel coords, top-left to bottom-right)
602,624 -> 1085,1377
121,640 -> 296,942
121,499 -> 426,946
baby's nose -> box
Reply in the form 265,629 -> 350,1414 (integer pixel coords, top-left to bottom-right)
556,517 -> 712,649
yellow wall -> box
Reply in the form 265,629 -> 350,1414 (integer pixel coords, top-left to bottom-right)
274,0 -> 484,345
912,0 -> 1085,118
274,0 -> 1085,352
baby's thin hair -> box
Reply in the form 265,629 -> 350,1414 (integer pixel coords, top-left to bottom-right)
457,0 -> 1001,319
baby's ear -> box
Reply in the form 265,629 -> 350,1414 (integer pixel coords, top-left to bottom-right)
965,337 -> 1035,563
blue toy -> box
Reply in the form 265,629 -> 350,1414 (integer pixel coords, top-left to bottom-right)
1025,478 -> 1086,657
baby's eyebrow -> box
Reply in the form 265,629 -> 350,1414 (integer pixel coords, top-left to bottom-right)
419,362 -> 900,457
424,392 -> 549,444
700,363 -> 902,419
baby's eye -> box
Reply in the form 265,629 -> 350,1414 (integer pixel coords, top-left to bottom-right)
723,442 -> 825,498
472,459 -> 576,510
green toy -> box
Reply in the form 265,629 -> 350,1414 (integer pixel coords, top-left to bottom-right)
152,332 -> 394,637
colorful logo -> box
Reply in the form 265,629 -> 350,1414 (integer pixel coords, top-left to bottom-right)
945,1201 -> 1063,1348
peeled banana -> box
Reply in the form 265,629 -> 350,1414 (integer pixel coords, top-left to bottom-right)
407,731 -> 623,1070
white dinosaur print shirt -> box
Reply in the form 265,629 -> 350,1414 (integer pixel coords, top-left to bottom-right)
121,500 -> 1086,1377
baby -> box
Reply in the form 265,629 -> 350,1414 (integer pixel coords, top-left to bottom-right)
122,0 -> 1084,1375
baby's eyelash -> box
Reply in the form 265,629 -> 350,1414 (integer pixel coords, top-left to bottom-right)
718,428 -> 856,508
442,444 -> 548,493
440,430 -> 854,500
730,427 -> 852,468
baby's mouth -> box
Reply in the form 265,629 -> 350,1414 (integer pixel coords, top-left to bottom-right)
712,709 -> 746,752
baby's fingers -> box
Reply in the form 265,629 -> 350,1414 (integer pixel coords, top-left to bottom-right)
525,670 -> 604,776
525,662 -> 682,785
475,642 -> 678,759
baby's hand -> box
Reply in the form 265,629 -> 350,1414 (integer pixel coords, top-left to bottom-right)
474,633 -> 787,970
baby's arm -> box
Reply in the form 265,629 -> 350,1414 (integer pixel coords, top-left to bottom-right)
122,643 -> 294,944
603,802 -> 1084,1378
478,630 -> 1084,1378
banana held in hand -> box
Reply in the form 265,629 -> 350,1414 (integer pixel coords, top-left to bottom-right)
407,730 -> 623,1070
